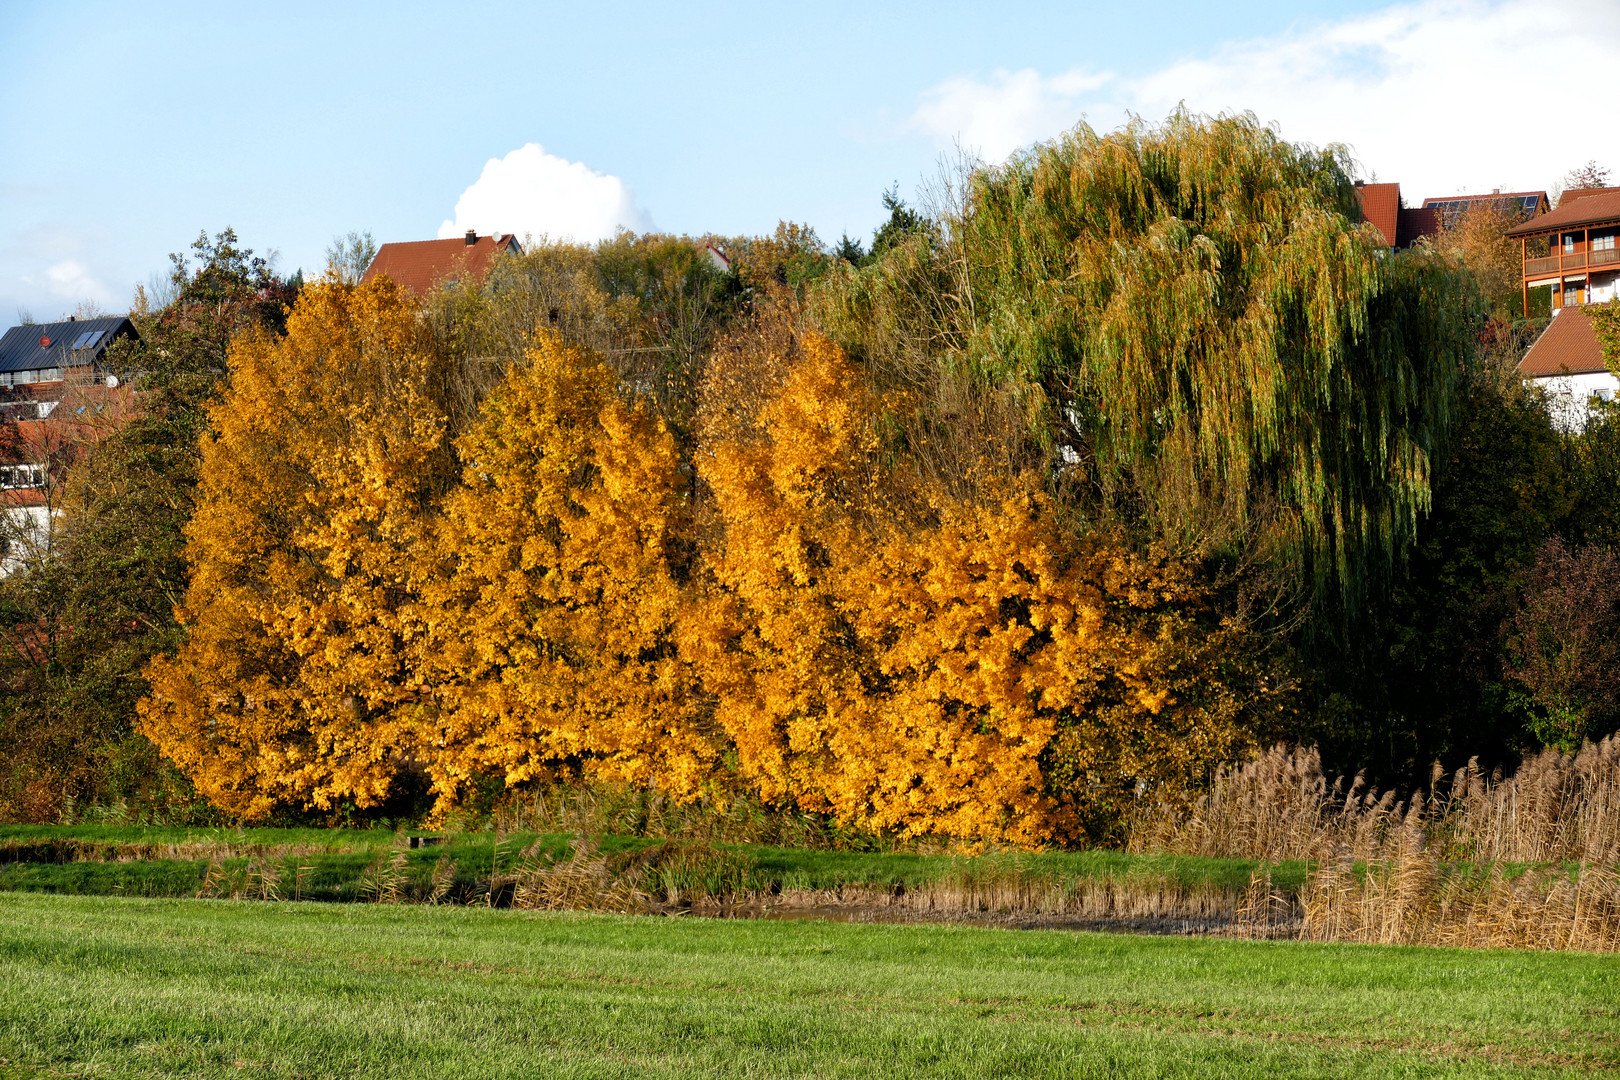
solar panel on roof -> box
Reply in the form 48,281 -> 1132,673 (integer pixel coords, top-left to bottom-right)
70,330 -> 104,350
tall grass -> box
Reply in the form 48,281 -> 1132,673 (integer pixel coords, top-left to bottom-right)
1132,740 -> 1620,950
1129,739 -> 1620,863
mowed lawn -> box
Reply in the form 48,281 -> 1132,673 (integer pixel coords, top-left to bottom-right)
2,895 -> 1618,1079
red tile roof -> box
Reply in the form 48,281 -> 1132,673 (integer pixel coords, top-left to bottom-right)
1356,182 -> 1401,247
1518,307 -> 1609,377
360,233 -> 522,297
1559,186 -> 1620,207
1505,190 -> 1620,238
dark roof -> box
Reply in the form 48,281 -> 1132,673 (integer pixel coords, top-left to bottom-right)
1505,189 -> 1620,238
359,233 -> 522,297
0,316 -> 138,375
1518,307 -> 1607,377
1397,206 -> 1441,246
1421,191 -> 1548,222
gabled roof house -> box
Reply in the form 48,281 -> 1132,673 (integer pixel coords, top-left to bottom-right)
1505,189 -> 1620,430
360,231 -> 522,297
1353,182 -> 1441,248
0,315 -> 141,571
0,316 -> 137,388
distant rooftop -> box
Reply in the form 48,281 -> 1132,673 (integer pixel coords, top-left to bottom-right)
1353,181 -> 1439,247
359,232 -> 522,297
0,316 -> 137,375
1506,189 -> 1620,238
1421,191 -> 1548,223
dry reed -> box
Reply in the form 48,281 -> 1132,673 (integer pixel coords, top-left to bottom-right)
770,870 -> 1251,931
1130,738 -> 1620,865
1133,740 -> 1620,951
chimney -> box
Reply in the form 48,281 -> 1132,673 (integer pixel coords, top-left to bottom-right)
464,229 -> 477,246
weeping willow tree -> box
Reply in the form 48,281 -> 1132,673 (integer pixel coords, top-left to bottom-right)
819,110 -> 1481,611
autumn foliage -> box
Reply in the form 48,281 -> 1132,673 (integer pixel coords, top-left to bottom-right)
421,332 -> 709,807
137,272 -> 1280,844
140,278 -> 456,817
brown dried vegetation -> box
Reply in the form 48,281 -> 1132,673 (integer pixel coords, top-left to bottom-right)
1132,741 -> 1620,950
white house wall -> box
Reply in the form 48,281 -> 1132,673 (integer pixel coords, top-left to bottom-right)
1531,370 -> 1620,432
1,504 -> 52,575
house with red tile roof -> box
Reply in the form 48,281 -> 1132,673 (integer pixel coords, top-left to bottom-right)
1503,188 -> 1620,430
359,230 -> 522,297
1514,306 -> 1615,431
0,375 -> 139,572
1353,182 -> 1441,248
1506,188 -> 1620,313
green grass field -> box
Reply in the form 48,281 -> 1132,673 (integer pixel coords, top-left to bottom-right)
1,893 -> 1617,1078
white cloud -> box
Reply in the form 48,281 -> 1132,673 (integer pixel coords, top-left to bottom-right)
437,143 -> 654,245
909,0 -> 1620,199
911,68 -> 1112,163
41,259 -> 108,303
2,224 -> 118,321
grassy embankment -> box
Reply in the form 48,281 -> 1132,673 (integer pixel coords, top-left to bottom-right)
0,825 -> 1297,928
2,893 -> 1617,1079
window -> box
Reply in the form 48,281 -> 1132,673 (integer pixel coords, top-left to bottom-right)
70,330 -> 104,350
0,465 -> 44,490
1565,235 -> 1577,253
1597,235 -> 1617,252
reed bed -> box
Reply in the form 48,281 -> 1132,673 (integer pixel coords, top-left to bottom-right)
1132,740 -> 1620,951
1129,738 -> 1620,863
769,872 -> 1247,931
0,833 -> 379,866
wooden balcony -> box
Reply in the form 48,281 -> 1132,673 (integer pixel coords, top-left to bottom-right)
1523,246 -> 1620,280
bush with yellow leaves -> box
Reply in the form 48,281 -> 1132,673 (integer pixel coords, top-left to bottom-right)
142,281 -> 1279,844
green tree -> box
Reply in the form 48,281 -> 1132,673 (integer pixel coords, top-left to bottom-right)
821,111 -> 1479,617
1304,323 -> 1571,779
0,228 -> 297,822
867,186 -> 932,264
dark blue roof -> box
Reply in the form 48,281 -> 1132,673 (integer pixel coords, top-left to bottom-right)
0,317 -> 138,374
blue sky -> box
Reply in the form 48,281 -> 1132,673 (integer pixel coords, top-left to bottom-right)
2,0 -> 1615,323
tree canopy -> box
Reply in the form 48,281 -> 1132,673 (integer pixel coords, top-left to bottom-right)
822,112 -> 1480,613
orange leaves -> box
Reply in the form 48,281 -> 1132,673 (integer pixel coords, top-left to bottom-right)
142,297 -> 1260,842
691,333 -> 1245,845
422,331 -> 711,814
139,278 -> 453,816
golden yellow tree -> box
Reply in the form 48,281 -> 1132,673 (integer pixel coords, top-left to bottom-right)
139,278 -> 455,817
692,329 -> 1259,844
420,331 -> 713,814
141,273 -> 1273,841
